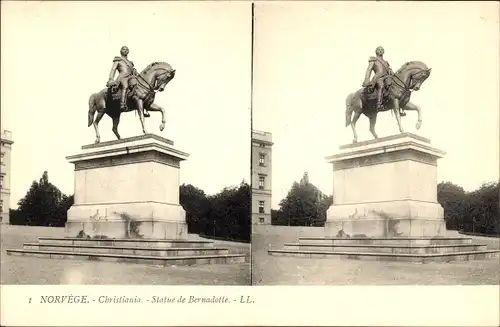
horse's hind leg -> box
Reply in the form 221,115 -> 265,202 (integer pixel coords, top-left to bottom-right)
369,114 -> 378,139
93,111 -> 105,144
351,111 -> 362,143
112,115 -> 121,140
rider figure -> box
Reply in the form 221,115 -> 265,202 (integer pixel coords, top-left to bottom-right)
362,46 -> 405,116
106,46 -> 149,117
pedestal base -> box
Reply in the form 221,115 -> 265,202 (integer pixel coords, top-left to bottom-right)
325,218 -> 446,238
66,201 -> 187,239
66,220 -> 187,240
325,200 -> 445,237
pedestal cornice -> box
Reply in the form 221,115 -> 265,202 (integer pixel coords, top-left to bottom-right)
67,134 -> 189,165
326,133 -> 446,166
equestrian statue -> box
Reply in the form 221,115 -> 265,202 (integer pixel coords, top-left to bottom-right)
345,46 -> 432,143
88,46 -> 176,143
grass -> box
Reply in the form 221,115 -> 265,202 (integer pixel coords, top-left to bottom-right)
252,226 -> 500,285
1,225 -> 250,285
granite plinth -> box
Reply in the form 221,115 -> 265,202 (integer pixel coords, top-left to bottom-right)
325,133 -> 446,238
65,134 -> 189,240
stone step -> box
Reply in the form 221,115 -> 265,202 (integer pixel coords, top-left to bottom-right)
38,237 -> 214,249
6,249 -> 247,266
298,236 -> 473,246
268,249 -> 500,263
283,243 -> 487,254
23,243 -> 229,256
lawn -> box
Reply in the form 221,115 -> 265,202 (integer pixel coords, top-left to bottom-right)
1,225 -> 250,285
252,226 -> 500,285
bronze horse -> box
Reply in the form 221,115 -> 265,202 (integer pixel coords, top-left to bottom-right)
345,61 -> 431,143
88,62 -> 176,144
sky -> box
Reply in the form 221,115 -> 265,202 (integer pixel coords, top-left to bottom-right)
1,1 -> 252,207
252,1 -> 500,209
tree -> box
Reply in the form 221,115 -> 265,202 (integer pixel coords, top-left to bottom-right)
56,194 -> 74,226
465,182 -> 499,235
271,209 -> 280,225
437,180 -> 499,235
275,172 -> 332,226
180,181 -> 251,242
11,171 -> 73,227
180,184 -> 209,234
437,181 -> 467,230
204,181 -> 250,242
316,194 -> 333,226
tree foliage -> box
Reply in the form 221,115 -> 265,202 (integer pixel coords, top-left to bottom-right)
180,181 -> 250,242
179,184 -> 209,235
272,172 -> 333,226
437,181 -> 467,231
437,181 -> 499,235
10,171 -> 74,227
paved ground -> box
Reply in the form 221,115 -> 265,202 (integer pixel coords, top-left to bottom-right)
252,227 -> 500,285
1,225 -> 250,285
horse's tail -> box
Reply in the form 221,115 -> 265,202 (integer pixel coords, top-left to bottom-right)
345,93 -> 355,127
88,93 -> 97,127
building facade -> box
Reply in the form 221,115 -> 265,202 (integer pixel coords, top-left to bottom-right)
1,130 -> 13,224
251,130 -> 273,225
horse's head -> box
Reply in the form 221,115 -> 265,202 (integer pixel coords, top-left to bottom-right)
156,69 -> 176,92
410,68 -> 431,91
395,61 -> 431,92
140,62 -> 176,93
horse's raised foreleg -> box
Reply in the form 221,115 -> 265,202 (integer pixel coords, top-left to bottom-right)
369,113 -> 378,139
392,98 -> 404,134
93,111 -> 105,144
148,103 -> 166,132
135,98 -> 148,134
351,111 -> 362,143
403,101 -> 422,130
112,115 -> 121,140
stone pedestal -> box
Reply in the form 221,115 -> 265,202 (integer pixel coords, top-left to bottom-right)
325,133 -> 446,237
65,134 -> 189,240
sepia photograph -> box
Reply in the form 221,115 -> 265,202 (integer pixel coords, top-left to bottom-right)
1,0 -> 499,326
1,1 -> 251,286
251,1 -> 500,285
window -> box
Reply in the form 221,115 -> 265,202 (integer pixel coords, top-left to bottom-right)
0,175 -> 3,188
259,201 -> 265,214
0,200 -> 3,213
0,153 -> 4,165
259,153 -> 265,166
259,217 -> 265,223
258,176 -> 265,189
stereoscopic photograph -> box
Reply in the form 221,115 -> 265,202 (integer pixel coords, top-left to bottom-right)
1,1 -> 251,286
1,0 -> 499,326
251,1 -> 499,285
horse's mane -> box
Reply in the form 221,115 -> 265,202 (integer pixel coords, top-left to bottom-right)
142,61 -> 173,73
395,61 -> 428,75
